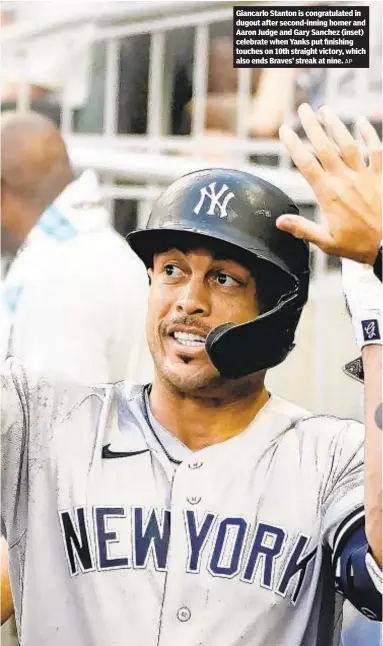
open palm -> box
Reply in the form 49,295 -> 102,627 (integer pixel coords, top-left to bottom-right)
277,104 -> 382,265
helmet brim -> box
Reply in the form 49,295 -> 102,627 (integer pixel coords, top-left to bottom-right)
127,226 -> 298,281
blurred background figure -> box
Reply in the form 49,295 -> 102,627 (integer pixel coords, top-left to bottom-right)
175,22 -> 309,139
1,2 -> 381,646
167,21 -> 317,167
1,110 -> 72,257
0,108 -> 152,644
1,110 -> 152,383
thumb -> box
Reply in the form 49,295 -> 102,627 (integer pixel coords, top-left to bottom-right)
276,214 -> 333,250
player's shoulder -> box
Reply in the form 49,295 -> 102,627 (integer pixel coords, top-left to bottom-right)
272,394 -> 363,448
296,410 -> 363,437
2,357 -> 111,421
271,393 -> 311,423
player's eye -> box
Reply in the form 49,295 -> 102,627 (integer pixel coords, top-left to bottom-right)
163,264 -> 184,278
214,272 -> 241,287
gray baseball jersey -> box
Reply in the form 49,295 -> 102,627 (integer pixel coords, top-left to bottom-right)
2,359 -> 366,645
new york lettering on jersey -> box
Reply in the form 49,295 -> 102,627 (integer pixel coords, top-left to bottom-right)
58,504 -> 317,605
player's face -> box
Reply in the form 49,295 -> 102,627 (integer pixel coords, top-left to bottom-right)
147,246 -> 259,393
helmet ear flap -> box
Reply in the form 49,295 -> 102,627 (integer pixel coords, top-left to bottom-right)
251,260 -> 297,315
206,287 -> 301,378
206,265 -> 309,378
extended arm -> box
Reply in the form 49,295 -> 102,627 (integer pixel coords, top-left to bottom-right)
279,104 -> 383,610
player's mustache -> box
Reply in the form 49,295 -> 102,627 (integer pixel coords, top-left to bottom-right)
162,316 -> 212,337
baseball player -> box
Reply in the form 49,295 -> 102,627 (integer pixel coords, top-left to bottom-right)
2,122 -> 382,644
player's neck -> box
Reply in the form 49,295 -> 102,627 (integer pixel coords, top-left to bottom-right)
149,380 -> 270,451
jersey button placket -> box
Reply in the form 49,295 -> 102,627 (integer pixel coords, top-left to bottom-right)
188,460 -> 203,469
187,495 -> 201,505
187,459 -> 203,504
177,606 -> 191,622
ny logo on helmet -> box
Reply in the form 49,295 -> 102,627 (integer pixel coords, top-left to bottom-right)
194,182 -> 235,219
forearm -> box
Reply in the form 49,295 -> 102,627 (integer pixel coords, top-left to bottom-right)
362,344 -> 382,567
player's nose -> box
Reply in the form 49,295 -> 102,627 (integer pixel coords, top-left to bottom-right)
175,276 -> 211,316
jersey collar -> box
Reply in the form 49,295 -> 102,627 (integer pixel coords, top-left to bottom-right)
103,383 -> 310,464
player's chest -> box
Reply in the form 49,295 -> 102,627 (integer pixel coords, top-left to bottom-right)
51,440 -> 322,604
53,425 -> 321,525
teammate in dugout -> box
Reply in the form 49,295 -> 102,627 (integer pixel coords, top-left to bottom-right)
1,105 -> 382,645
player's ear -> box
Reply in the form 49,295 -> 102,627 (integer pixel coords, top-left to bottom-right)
147,268 -> 153,286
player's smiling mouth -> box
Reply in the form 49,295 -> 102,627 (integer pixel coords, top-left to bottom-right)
172,331 -> 206,347
166,325 -> 208,350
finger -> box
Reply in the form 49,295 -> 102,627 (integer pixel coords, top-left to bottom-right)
279,124 -> 326,192
297,103 -> 345,172
318,105 -> 365,171
357,116 -> 382,149
276,214 -> 334,250
357,116 -> 382,173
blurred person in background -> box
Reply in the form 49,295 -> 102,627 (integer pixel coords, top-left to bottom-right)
0,111 -> 151,385
170,22 -> 319,165
0,110 -> 152,631
173,22 -> 302,139
201,24 -> 300,139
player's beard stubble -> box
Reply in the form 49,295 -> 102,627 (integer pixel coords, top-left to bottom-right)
148,314 -> 266,403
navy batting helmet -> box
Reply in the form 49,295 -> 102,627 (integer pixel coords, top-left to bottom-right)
127,168 -> 310,378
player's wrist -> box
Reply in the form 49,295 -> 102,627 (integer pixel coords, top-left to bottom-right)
352,236 -> 382,267
342,259 -> 383,350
